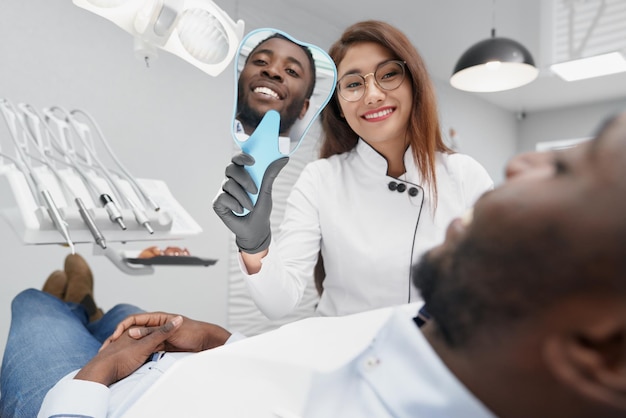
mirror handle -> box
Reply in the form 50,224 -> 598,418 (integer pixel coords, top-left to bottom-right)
234,110 -> 283,211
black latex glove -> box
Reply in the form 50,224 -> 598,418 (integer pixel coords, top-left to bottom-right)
213,152 -> 289,254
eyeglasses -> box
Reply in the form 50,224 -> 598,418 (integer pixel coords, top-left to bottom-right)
337,60 -> 407,102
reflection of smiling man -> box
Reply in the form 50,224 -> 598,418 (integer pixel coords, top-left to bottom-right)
236,34 -> 316,137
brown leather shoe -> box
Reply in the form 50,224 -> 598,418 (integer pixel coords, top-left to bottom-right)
42,270 -> 68,299
63,253 -> 103,322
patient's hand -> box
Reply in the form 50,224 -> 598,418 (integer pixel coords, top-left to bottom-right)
77,315 -> 183,386
101,312 -> 231,353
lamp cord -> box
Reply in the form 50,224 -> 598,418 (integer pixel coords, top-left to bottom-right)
491,0 -> 496,37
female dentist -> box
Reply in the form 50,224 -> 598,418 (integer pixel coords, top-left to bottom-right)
214,20 -> 493,319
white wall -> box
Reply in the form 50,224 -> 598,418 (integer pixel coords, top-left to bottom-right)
435,80 -> 518,186
518,98 -> 626,152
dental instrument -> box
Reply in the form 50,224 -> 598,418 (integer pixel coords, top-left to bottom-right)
68,109 -> 161,213
18,103 -> 108,250
76,197 -> 106,249
41,189 -> 75,254
62,108 -> 155,234
1,100 -> 77,251
100,193 -> 127,230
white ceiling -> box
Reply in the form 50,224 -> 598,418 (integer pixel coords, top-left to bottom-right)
224,0 -> 626,113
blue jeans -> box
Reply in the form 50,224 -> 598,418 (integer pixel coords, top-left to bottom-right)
0,289 -> 143,417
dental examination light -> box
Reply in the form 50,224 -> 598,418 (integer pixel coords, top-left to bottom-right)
0,99 -> 207,275
72,0 -> 245,76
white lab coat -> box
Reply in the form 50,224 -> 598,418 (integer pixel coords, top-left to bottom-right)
243,138 -> 493,319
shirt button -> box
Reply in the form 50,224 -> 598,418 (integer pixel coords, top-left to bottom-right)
363,356 -> 381,371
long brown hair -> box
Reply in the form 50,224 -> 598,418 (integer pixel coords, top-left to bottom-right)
315,21 -> 452,294
320,20 -> 452,198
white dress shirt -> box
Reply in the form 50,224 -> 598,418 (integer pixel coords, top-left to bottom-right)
39,304 -> 496,418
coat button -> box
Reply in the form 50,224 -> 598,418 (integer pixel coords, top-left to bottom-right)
388,181 -> 398,191
363,356 -> 381,371
397,183 -> 406,193
409,187 -> 418,196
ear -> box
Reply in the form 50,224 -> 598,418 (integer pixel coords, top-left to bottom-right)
543,315 -> 626,411
298,99 -> 310,120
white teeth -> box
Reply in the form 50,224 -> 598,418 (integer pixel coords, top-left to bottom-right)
254,86 -> 280,99
364,108 -> 393,119
461,207 -> 474,226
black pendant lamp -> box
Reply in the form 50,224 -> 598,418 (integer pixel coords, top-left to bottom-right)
450,28 -> 538,93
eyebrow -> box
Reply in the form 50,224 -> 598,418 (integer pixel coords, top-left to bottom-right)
250,48 -> 306,73
339,59 -> 398,78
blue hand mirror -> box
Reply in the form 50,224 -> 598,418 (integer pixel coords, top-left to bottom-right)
231,28 -> 337,206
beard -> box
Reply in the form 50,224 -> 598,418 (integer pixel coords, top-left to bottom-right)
277,97 -> 307,136
413,235 -> 533,348
237,89 -> 307,136
412,252 -> 441,310
237,99 -> 264,134
412,243 -> 486,348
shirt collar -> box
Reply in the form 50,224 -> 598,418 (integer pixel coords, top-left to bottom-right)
357,308 -> 496,418
355,138 -> 420,183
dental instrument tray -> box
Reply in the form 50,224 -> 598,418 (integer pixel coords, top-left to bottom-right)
124,255 -> 217,267
0,99 -> 206,275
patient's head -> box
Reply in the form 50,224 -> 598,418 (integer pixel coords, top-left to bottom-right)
413,112 -> 626,417
237,34 -> 316,136
415,112 -> 626,347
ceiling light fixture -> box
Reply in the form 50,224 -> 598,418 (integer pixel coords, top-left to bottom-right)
72,0 -> 245,76
450,1 -> 538,93
550,51 -> 626,82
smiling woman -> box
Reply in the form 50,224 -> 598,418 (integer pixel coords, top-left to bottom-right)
214,21 -> 494,322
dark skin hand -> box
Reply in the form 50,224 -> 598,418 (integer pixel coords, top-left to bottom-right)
76,315 -> 183,387
100,311 -> 232,353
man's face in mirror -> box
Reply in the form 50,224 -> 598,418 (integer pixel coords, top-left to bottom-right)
237,36 -> 315,137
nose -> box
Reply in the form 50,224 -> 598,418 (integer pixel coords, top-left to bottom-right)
505,151 -> 553,180
362,73 -> 385,103
261,63 -> 283,81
